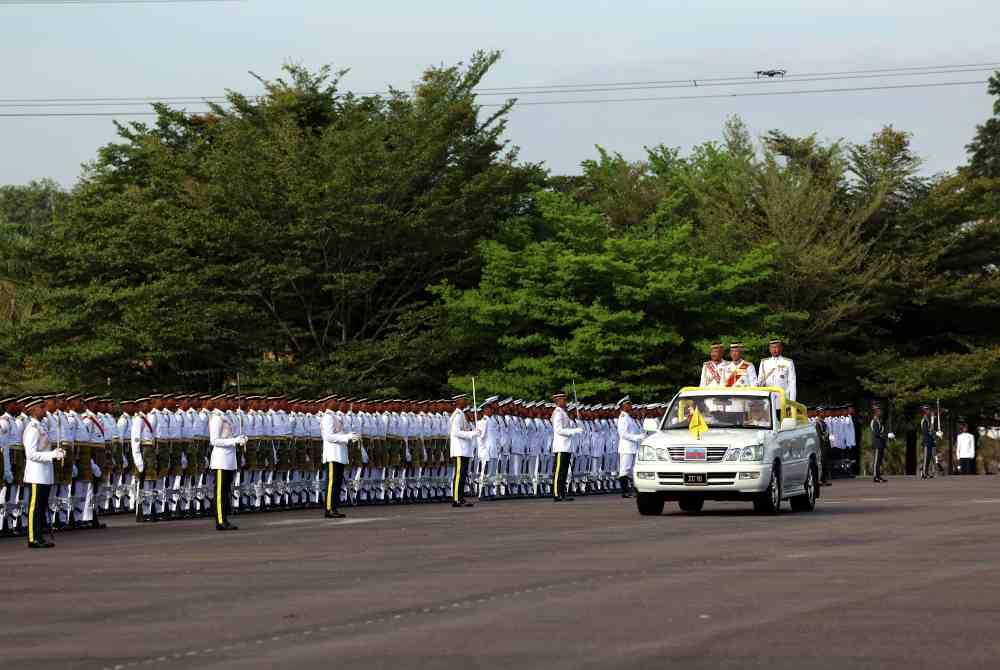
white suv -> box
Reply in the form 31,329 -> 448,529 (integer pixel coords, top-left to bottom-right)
633,387 -> 819,515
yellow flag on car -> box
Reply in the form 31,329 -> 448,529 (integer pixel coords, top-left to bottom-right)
688,408 -> 708,440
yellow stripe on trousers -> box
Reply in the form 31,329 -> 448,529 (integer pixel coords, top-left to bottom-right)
216,470 -> 223,526
326,462 -> 333,512
553,453 -> 562,498
453,456 -> 461,503
28,484 -> 37,544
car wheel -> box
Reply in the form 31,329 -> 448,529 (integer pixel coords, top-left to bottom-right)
636,492 -> 664,516
678,497 -> 704,513
790,462 -> 817,512
753,465 -> 782,515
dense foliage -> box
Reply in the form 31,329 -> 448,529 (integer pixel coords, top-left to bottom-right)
1,57 -> 998,421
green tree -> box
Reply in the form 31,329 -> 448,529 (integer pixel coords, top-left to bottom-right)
438,188 -> 774,400
5,52 -> 538,396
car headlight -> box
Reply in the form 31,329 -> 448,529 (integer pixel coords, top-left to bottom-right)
638,445 -> 657,462
656,447 -> 671,462
739,444 -> 764,462
724,447 -> 742,461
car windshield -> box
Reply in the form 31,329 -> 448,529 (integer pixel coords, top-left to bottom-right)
661,395 -> 774,430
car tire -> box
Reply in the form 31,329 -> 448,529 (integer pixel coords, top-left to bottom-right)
753,464 -> 782,515
790,462 -> 818,512
636,492 -> 664,516
678,497 -> 704,513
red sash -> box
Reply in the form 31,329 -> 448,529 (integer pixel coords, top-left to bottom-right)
141,415 -> 155,437
704,362 -> 722,384
85,414 -> 106,437
725,361 -> 748,387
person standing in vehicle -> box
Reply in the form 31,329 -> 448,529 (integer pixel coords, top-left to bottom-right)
758,339 -> 797,402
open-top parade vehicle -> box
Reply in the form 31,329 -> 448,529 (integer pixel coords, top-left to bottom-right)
633,386 -> 819,515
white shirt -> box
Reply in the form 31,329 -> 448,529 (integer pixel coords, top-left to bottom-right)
721,359 -> 758,387
130,412 -> 157,472
700,360 -> 726,388
24,418 -> 60,486
616,412 -> 645,455
758,356 -> 797,402
449,409 -> 479,458
551,407 -> 583,454
209,410 -> 244,471
956,433 -> 975,460
476,416 -> 499,460
321,410 -> 357,464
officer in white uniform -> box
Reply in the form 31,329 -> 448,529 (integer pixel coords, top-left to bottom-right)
551,392 -> 583,502
321,398 -> 361,518
616,397 -> 645,499
449,394 -> 480,508
208,395 -> 247,531
475,397 -> 500,499
700,343 -> 727,388
757,339 -> 797,402
23,398 -> 66,549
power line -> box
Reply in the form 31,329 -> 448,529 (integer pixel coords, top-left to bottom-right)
487,79 -> 989,108
472,60 -> 1000,92
0,79 -> 986,118
0,0 -> 240,5
3,60 -> 999,105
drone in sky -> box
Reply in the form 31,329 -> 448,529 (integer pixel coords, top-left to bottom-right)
754,69 -> 788,79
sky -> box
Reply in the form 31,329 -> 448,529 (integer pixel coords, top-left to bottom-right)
2,0 -> 999,186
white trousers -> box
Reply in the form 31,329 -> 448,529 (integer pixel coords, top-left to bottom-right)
618,453 -> 636,478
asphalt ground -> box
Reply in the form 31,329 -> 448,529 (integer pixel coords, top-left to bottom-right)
4,476 -> 1000,670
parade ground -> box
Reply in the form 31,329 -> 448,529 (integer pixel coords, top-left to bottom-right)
6,477 -> 1000,670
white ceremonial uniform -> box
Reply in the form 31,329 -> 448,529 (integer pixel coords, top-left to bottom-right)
551,407 -> 582,453
476,415 -> 499,497
616,411 -> 645,478
209,410 -> 242,470
700,360 -> 727,388
449,410 -> 478,458
24,418 -> 59,486
721,359 -> 758,388
758,355 -> 797,402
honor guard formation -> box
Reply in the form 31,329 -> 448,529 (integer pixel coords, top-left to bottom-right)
0,391 -> 663,548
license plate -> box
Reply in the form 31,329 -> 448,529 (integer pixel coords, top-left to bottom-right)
684,473 -> 707,485
685,447 -> 707,462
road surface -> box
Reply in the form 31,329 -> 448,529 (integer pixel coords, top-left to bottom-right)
4,477 -> 999,670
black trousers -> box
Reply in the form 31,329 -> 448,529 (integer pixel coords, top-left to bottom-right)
873,448 -> 885,479
959,458 -> 975,475
921,447 -> 935,477
552,452 -> 571,499
451,456 -> 470,503
325,462 -> 345,512
213,469 -> 235,527
27,483 -> 51,545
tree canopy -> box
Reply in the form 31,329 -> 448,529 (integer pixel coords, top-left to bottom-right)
1,56 -> 998,421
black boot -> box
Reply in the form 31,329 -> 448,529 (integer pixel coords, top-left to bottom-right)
620,477 -> 633,498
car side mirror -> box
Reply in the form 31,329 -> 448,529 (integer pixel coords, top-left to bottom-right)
779,418 -> 798,432
642,418 -> 660,432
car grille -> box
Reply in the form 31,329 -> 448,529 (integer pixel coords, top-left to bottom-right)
668,446 -> 728,463
657,472 -> 683,479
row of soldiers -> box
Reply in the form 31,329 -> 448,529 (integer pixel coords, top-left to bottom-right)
1,391 -> 662,541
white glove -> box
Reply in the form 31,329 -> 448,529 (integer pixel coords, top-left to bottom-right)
72,464 -> 79,477
238,435 -> 249,446
887,432 -> 896,440
4,472 -> 12,485
936,431 -> 944,439
91,463 -> 102,478
52,448 -> 67,460
180,453 -> 188,468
